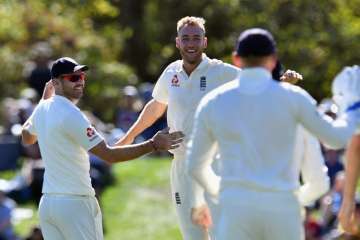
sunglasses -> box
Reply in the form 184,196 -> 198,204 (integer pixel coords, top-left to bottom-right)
61,72 -> 86,82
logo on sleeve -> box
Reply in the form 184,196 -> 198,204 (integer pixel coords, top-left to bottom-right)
86,127 -> 95,138
86,127 -> 99,142
171,75 -> 180,87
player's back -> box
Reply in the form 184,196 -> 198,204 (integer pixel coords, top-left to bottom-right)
202,68 -> 307,192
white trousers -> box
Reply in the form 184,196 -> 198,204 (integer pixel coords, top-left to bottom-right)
216,187 -> 304,240
39,194 -> 103,240
171,154 -> 219,240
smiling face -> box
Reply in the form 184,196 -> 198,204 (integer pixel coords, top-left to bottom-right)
53,71 -> 86,102
176,24 -> 207,66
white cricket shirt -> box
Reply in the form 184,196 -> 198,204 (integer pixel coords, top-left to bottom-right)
27,95 -> 103,196
187,67 -> 356,207
294,126 -> 329,206
152,54 -> 239,156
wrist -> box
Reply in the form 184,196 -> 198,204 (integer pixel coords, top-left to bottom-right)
149,139 -> 158,152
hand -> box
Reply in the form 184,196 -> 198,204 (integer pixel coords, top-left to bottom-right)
151,127 -> 184,151
191,204 -> 212,230
338,199 -> 359,235
280,69 -> 303,85
42,80 -> 55,100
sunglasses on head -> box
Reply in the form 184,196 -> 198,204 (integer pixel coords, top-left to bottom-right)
60,72 -> 86,82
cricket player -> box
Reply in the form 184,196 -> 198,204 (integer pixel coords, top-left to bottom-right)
118,16 -> 239,240
119,16 -> 303,240
21,57 -> 184,240
239,59 -> 330,208
333,65 -> 360,235
186,28 -> 359,240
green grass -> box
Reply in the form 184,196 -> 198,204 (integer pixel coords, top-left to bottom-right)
13,156 -> 182,239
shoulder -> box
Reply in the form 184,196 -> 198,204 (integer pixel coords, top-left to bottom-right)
279,82 -> 316,105
208,58 -> 239,72
200,80 -> 238,108
162,60 -> 182,73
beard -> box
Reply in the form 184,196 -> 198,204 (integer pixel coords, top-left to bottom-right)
180,50 -> 203,65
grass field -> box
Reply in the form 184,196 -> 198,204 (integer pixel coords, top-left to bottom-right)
14,156 -> 182,240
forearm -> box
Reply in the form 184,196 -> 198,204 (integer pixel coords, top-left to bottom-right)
91,140 -> 155,164
343,135 -> 360,203
108,140 -> 155,163
21,120 -> 37,145
116,99 -> 166,144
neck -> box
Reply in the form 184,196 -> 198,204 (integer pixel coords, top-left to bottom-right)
183,61 -> 201,76
55,92 -> 78,104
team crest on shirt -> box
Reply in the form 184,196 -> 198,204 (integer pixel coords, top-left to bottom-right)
86,127 -> 98,141
171,74 -> 180,87
200,76 -> 206,91
86,127 -> 95,138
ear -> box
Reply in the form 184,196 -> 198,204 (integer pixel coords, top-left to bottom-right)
175,37 -> 180,49
268,55 -> 277,71
203,37 -> 208,49
52,78 -> 60,86
232,53 -> 242,68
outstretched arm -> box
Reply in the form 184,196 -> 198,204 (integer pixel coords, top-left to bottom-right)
339,134 -> 360,234
116,99 -> 167,145
90,128 -> 183,164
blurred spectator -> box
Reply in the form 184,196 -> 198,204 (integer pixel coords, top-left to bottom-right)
317,98 -> 344,187
323,148 -> 344,187
17,88 -> 39,125
137,83 -> 167,141
0,98 -> 21,135
0,191 -> 17,240
321,171 -> 346,235
23,42 -> 52,97
115,85 -> 143,133
304,208 -> 322,240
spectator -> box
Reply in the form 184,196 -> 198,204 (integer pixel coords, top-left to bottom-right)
115,85 -> 143,133
24,42 -> 52,97
0,191 -> 17,240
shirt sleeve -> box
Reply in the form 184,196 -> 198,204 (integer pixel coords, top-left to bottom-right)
25,104 -> 41,135
221,63 -> 240,84
294,87 -> 356,149
62,110 -> 104,151
152,67 -> 169,104
297,127 -> 330,206
186,98 -> 220,208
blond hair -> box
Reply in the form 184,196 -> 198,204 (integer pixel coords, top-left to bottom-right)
177,16 -> 206,34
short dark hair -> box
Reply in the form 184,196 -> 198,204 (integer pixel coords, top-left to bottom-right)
235,28 -> 276,57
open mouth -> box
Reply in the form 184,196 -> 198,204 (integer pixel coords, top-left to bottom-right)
186,49 -> 197,54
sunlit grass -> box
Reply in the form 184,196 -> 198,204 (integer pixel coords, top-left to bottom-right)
12,156 -> 182,240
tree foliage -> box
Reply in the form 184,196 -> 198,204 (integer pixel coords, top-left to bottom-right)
0,0 -> 359,120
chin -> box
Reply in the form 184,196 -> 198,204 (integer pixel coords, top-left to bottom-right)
185,57 -> 201,65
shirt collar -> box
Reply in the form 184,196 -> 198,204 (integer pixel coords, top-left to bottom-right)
53,94 -> 76,106
236,67 -> 273,94
178,53 -> 210,73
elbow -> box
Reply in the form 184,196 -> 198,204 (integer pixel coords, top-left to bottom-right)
21,131 -> 36,145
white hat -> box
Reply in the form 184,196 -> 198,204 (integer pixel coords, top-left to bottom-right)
332,65 -> 360,112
